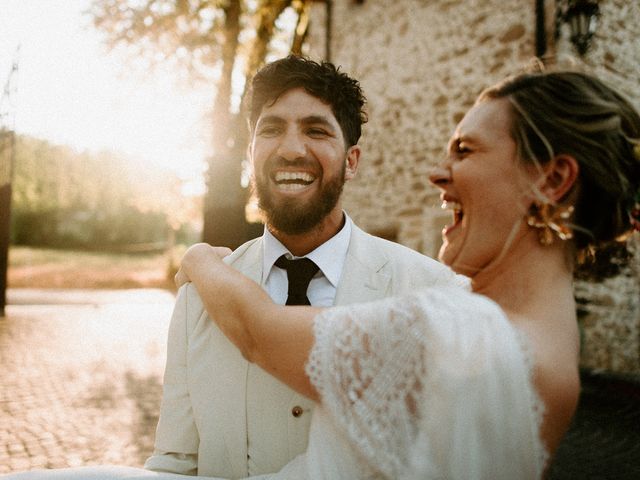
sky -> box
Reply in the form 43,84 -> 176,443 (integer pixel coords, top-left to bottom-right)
0,0 -> 213,186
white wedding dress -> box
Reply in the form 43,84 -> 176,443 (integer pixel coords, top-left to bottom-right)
3,286 -> 547,480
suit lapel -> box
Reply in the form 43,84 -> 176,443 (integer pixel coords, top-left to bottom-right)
334,225 -> 391,305
224,237 -> 263,284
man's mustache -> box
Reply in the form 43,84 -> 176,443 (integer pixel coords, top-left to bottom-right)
264,156 -> 318,171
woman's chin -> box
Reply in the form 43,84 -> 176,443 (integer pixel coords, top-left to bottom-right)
438,243 -> 456,268
439,247 -> 476,277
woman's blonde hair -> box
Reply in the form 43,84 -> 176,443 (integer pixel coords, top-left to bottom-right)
478,71 -> 640,261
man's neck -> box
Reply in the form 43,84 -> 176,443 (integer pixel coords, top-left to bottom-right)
268,209 -> 345,257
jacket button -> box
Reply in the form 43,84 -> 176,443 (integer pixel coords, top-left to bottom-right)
291,406 -> 304,417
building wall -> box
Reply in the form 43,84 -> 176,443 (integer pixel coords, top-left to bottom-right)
306,0 -> 640,375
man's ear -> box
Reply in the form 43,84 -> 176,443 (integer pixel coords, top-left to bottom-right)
536,154 -> 579,202
344,145 -> 361,181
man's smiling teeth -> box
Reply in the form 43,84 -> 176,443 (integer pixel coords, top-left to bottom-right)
274,171 -> 315,191
274,171 -> 315,183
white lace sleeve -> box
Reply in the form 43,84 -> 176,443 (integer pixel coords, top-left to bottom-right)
306,287 -> 547,480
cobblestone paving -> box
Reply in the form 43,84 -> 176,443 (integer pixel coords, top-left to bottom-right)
1,289 -> 639,478
0,289 -> 174,474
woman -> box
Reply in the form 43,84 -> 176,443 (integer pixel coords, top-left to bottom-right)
172,70 -> 640,479
6,70 -> 640,479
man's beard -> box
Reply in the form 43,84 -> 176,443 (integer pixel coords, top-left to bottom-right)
254,161 -> 346,236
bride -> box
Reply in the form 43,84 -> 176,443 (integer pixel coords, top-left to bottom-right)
6,70 -> 640,479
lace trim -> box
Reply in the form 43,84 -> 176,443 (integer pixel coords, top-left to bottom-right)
306,298 -> 422,478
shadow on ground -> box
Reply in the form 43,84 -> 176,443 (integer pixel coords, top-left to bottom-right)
125,371 -> 163,464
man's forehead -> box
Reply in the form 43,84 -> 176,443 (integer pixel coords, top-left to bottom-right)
257,88 -> 336,121
257,113 -> 336,128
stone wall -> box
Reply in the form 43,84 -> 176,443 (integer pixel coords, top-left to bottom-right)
306,0 -> 640,375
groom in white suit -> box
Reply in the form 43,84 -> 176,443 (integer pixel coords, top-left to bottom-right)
145,55 -> 461,478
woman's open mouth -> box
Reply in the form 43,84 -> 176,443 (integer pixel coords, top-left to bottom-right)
441,200 -> 463,234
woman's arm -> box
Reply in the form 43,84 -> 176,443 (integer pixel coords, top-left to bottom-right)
177,243 -> 322,401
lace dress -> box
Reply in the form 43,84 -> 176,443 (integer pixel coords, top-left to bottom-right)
304,286 -> 547,479
4,286 -> 546,480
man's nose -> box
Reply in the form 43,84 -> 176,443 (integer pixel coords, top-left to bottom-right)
277,131 -> 306,161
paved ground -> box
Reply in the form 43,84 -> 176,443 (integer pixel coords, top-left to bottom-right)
0,289 -> 174,474
1,288 -> 639,478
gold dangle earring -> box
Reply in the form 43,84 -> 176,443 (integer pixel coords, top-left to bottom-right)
526,202 -> 575,246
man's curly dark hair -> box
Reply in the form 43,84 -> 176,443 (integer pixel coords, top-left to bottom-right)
248,55 -> 368,147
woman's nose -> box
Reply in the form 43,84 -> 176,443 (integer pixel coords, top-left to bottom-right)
429,165 -> 451,187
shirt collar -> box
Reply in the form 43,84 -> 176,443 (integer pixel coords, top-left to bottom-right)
262,212 -> 353,288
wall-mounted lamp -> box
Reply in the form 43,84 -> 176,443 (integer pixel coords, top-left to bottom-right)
556,0 -> 600,56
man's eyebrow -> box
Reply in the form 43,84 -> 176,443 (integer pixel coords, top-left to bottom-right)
256,114 -> 337,133
300,115 -> 336,131
256,115 -> 285,126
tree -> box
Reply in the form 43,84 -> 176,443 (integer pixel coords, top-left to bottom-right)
10,134 -> 200,250
89,0 -> 314,247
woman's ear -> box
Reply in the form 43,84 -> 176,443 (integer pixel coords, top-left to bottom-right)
537,154 -> 579,202
344,145 -> 361,181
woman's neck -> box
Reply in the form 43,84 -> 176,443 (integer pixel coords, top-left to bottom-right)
470,234 -> 575,320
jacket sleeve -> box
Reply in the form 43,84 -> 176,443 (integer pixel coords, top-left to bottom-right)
144,284 -> 201,475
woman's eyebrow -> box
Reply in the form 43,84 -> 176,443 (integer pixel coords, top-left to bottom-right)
448,134 -> 480,150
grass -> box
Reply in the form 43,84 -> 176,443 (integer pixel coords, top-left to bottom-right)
8,246 -> 182,290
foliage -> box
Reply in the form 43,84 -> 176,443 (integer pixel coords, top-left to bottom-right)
88,0 -> 313,247
10,134 -> 201,250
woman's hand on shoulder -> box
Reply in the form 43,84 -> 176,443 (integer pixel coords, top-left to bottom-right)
175,243 -> 232,288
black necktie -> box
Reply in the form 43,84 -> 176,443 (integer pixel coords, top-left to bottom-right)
274,255 -> 319,305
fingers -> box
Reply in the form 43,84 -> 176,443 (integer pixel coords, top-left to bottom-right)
184,243 -> 230,258
176,244 -> 233,289
185,244 -> 231,260
212,246 -> 233,258
174,267 -> 190,288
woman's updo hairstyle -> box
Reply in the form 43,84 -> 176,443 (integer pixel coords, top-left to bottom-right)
478,71 -> 640,265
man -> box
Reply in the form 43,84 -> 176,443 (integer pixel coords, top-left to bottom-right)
145,55 -> 463,478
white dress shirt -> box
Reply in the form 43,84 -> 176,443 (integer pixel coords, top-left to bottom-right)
261,213 -> 353,307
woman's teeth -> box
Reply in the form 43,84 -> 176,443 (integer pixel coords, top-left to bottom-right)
441,200 -> 461,211
441,200 -> 463,224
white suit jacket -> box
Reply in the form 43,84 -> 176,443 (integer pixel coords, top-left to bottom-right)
145,224 -> 464,478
